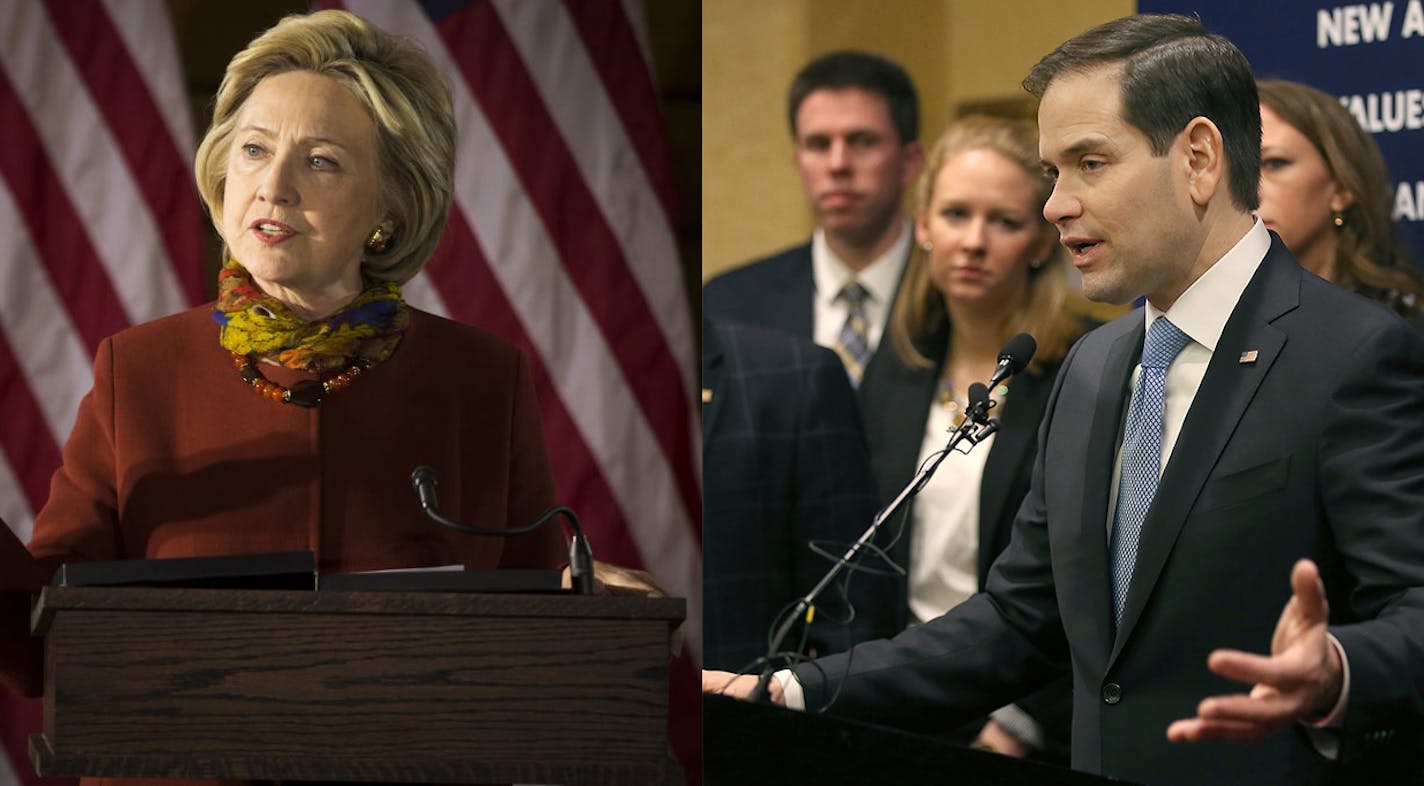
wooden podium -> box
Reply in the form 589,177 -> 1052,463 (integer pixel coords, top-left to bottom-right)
28,586 -> 684,785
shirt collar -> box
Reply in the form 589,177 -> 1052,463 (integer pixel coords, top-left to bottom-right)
811,218 -> 912,306
1146,218 -> 1270,353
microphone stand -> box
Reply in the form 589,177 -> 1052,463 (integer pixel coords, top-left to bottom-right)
746,393 -> 1001,703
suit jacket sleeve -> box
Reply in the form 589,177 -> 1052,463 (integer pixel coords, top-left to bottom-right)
793,338 -> 1077,727
1321,319 -> 1424,739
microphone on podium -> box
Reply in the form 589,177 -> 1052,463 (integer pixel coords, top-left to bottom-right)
409,466 -> 595,594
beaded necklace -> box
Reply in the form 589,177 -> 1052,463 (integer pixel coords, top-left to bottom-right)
231,352 -> 370,408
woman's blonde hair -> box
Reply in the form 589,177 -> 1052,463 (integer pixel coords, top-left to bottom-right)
1258,79 -> 1421,320
891,114 -> 1088,373
193,9 -> 456,285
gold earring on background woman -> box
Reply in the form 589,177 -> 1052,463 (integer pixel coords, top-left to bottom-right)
1332,211 -> 1345,228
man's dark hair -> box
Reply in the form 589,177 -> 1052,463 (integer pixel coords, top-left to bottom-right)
787,50 -> 919,144
1023,14 -> 1261,211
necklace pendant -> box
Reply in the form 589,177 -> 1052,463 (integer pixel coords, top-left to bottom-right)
286,379 -> 326,408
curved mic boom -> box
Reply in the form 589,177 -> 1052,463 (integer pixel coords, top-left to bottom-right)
408,466 -> 596,594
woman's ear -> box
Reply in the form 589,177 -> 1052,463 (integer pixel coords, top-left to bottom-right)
1329,188 -> 1355,214
1029,226 -> 1057,269
914,211 -> 932,251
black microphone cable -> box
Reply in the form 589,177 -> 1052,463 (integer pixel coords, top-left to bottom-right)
410,466 -> 595,594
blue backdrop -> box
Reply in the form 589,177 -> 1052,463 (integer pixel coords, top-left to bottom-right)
1139,0 -> 1424,268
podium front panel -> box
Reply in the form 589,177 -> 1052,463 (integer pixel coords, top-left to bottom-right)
32,587 -> 684,785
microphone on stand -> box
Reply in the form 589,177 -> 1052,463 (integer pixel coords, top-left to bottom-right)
987,332 -> 1037,390
965,334 -> 1036,427
745,333 -> 1037,704
410,466 -> 595,594
967,382 -> 990,411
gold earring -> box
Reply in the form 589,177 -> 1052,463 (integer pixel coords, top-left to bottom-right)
1332,211 -> 1345,228
366,225 -> 391,253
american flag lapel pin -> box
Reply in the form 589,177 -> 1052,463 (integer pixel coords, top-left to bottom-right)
1238,350 -> 1259,364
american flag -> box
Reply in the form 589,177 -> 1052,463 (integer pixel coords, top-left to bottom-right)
0,1 -> 701,784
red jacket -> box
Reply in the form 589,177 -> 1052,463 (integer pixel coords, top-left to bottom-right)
5,305 -> 566,700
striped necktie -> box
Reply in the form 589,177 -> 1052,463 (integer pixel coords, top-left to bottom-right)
832,281 -> 871,387
1109,316 -> 1192,627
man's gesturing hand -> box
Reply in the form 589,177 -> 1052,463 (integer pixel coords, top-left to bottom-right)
1167,559 -> 1343,743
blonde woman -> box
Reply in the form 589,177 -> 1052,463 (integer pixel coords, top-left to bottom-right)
864,115 -> 1093,759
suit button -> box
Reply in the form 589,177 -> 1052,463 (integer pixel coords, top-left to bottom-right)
1102,682 -> 1122,705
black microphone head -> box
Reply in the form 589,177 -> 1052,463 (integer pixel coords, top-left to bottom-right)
411,465 -> 438,490
411,466 -> 441,515
967,382 -> 990,407
998,333 -> 1037,373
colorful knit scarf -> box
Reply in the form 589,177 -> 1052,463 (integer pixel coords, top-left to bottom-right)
212,260 -> 409,374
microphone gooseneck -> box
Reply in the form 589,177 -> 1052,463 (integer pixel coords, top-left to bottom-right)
411,466 -> 441,514
408,466 -> 596,594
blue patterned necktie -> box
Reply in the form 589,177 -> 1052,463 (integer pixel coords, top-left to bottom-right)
832,281 -> 871,387
1109,316 -> 1192,628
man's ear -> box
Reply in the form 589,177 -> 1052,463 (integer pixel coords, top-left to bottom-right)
900,139 -> 925,189
1182,116 -> 1226,207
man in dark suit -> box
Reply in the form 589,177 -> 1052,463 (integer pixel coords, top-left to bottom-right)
701,317 -> 896,671
706,14 -> 1424,785
702,50 -> 923,392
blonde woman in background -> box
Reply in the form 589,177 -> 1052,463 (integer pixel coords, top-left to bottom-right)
861,115 -> 1094,761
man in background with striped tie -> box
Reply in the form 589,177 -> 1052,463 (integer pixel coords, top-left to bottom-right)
702,50 -> 923,393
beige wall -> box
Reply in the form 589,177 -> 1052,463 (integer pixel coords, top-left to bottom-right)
703,0 -> 1133,281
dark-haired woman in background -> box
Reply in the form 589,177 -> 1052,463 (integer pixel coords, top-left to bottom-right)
1256,78 -> 1423,326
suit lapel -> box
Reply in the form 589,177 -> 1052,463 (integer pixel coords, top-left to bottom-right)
1079,325 -> 1141,665
787,246 -> 815,339
1109,244 -> 1299,664
978,368 -> 1049,578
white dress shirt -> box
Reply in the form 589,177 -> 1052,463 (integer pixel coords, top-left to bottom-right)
908,404 -> 993,625
810,219 -> 912,354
